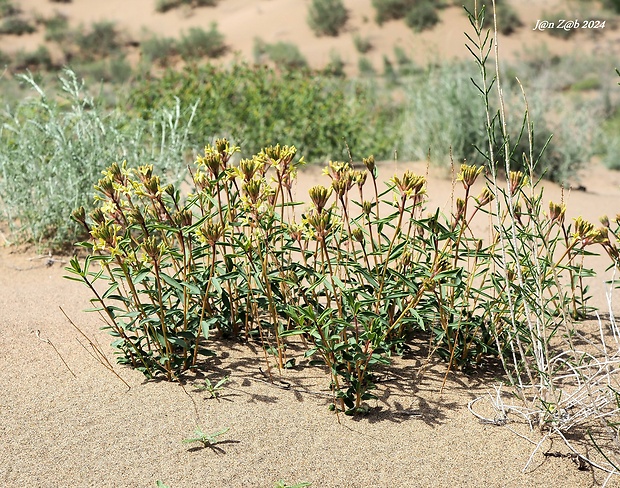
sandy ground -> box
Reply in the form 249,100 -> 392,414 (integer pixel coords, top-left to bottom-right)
2,0 -> 620,74
2,1 -> 620,487
2,159 -> 620,487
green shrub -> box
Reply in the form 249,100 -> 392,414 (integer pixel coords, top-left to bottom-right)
127,63 -> 398,163
353,34 -> 372,53
109,56 -> 132,83
510,43 -> 562,83
400,62 -> 595,183
383,55 -> 397,84
323,49 -> 345,77
262,41 -> 307,70
570,76 -> 601,91
535,98 -> 599,183
393,45 -> 416,75
358,56 -> 375,76
543,11 -> 577,39
155,0 -> 179,12
178,24 -> 226,60
254,38 -> 308,70
602,0 -> 620,13
461,0 -> 522,35
75,21 -> 121,60
401,64 -> 485,166
0,49 -> 10,66
598,109 -> 620,170
0,0 -> 19,18
71,55 -> 133,84
372,0 -> 416,24
495,3 -> 522,34
0,16 -> 36,35
43,12 -> 69,42
307,0 -> 348,36
140,35 -> 178,65
155,0 -> 216,12
0,69 -> 196,248
67,140 -> 611,417
404,0 -> 439,32
13,46 -> 53,70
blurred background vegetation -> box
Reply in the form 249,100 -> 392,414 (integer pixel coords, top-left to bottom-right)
0,0 -> 619,248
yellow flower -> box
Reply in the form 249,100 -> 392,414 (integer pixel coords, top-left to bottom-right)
509,171 -> 528,194
391,171 -> 426,200
572,217 -> 607,246
309,185 -> 332,213
475,188 -> 494,207
548,201 -> 566,225
456,164 -> 483,190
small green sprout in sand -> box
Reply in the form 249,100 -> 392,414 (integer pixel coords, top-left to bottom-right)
196,375 -> 230,400
183,426 -> 230,448
273,481 -> 312,488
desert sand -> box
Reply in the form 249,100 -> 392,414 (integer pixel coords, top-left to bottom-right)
3,0 -> 620,73
2,158 -> 620,487
3,1 -> 620,487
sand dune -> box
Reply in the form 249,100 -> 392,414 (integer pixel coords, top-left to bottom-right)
2,1 -> 620,487
2,158 -> 620,486
3,0 -> 620,73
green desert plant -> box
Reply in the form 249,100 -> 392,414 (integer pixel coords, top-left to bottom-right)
0,69 -> 196,248
72,55 -> 133,84
0,0 -> 19,18
393,45 -> 416,75
140,34 -> 178,66
128,62 -> 397,163
358,56 -> 375,76
182,426 -> 230,448
196,376 -> 230,400
570,76 -> 601,91
178,24 -> 227,60
12,45 -> 53,70
460,0 -> 522,35
155,0 -> 178,12
155,0 -> 216,13
0,49 -> 10,66
257,40 -> 308,70
602,0 -> 620,14
0,16 -> 36,35
404,0 -> 439,32
43,12 -> 69,43
74,21 -> 122,61
382,55 -> 398,85
323,49 -> 345,77
68,135 -> 610,417
464,2 -> 620,475
353,34 -> 372,54
307,0 -> 348,37
542,10 -> 578,39
372,0 -> 416,25
400,62 -> 485,165
599,108 -> 620,170
400,60 -> 594,183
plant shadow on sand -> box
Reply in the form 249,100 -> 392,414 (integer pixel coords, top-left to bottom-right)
174,336 -> 501,428
185,439 -> 241,455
